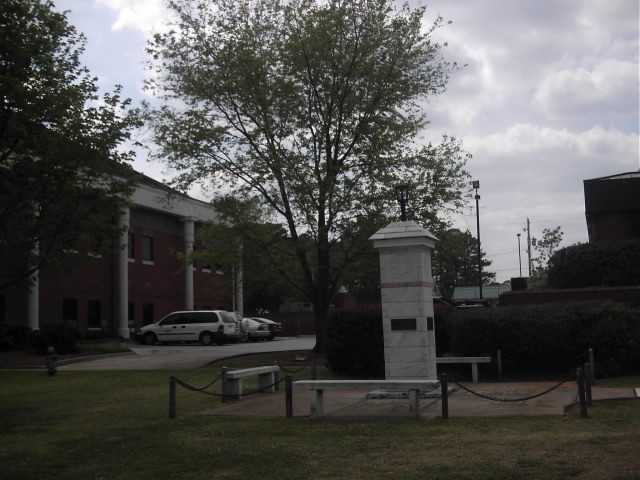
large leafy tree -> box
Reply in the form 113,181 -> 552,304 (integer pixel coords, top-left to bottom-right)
145,0 -> 470,349
0,0 -> 141,290
432,228 -> 495,298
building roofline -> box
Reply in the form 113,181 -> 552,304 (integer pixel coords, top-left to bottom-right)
584,171 -> 640,182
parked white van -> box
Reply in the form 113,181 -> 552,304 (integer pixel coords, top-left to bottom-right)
135,310 -> 240,345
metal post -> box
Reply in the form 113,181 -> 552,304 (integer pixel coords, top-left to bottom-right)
45,346 -> 58,377
474,185 -> 482,300
285,376 -> 293,418
221,366 -> 229,403
517,234 -> 522,277
311,352 -> 317,380
589,348 -> 595,382
497,349 -> 503,381
169,376 -> 177,419
576,368 -> 588,418
440,374 -> 449,420
584,362 -> 592,407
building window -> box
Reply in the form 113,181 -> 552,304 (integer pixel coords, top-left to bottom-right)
142,235 -> 154,264
142,303 -> 154,325
128,232 -> 135,261
62,299 -> 78,323
87,300 -> 101,328
128,302 -> 135,329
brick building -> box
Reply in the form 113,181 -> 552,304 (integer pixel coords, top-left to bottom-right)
584,172 -> 640,243
1,174 -> 236,339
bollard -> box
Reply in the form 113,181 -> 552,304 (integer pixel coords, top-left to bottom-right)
285,376 -> 293,418
496,349 -> 503,381
440,374 -> 449,420
45,346 -> 58,376
274,362 -> 280,392
169,376 -> 177,419
576,368 -> 588,418
584,362 -> 592,407
588,348 -> 595,383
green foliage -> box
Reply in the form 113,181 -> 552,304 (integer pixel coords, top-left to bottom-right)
433,228 -> 496,298
575,302 -> 640,376
0,0 -> 141,289
326,310 -> 384,378
548,240 -> 640,288
26,323 -> 80,354
0,325 -> 32,350
144,0 -> 470,348
445,302 -> 640,376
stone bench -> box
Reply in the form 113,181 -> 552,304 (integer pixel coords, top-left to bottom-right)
293,380 -> 440,419
436,356 -> 492,383
222,365 -> 280,401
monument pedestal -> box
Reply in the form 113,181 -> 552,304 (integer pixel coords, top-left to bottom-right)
370,221 -> 438,381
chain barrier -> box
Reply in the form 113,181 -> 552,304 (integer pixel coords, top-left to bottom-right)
226,376 -> 288,398
446,376 -> 569,403
499,349 -> 589,369
174,374 -> 288,399
278,351 -> 313,374
174,374 -> 222,397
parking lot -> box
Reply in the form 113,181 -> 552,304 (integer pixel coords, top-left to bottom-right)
59,336 -> 317,370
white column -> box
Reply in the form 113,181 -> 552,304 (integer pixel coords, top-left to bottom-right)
27,246 -> 39,330
183,217 -> 195,310
117,208 -> 130,339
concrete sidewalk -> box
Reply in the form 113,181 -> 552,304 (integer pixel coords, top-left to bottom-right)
201,382 -> 638,420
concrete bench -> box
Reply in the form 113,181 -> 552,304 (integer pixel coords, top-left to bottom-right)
222,366 -> 280,401
436,356 -> 492,383
293,380 -> 440,419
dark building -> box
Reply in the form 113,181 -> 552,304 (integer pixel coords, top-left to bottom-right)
584,172 -> 640,243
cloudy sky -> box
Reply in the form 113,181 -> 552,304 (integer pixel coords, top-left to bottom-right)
55,0 -> 639,283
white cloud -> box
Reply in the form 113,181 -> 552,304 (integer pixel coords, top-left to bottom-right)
96,0 -> 168,35
535,60 -> 639,118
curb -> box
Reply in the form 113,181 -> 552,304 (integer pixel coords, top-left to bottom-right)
57,351 -> 135,366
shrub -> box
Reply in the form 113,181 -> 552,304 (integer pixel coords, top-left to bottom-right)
325,310 -> 384,378
27,323 -> 80,354
576,302 -> 640,376
548,240 -> 640,288
446,302 -> 640,376
0,325 -> 32,351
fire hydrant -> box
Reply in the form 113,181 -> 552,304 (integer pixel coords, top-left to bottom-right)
45,346 -> 58,376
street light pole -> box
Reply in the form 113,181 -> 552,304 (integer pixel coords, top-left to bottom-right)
472,181 -> 482,300
517,233 -> 522,277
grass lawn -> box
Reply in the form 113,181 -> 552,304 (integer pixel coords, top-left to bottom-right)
1,357 -> 639,480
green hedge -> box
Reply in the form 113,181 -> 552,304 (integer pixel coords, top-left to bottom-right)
446,302 -> 640,376
27,323 -> 80,354
0,325 -> 32,351
548,240 -> 640,288
325,302 -> 640,378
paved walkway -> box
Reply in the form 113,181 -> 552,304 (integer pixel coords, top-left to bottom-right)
201,381 -> 637,419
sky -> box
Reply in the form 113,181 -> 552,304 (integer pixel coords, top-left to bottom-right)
55,0 -> 640,283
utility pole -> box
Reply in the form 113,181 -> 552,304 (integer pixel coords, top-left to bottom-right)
517,233 -> 522,277
473,181 -> 482,300
526,218 -> 532,276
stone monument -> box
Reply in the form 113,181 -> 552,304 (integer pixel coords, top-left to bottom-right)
369,220 -> 438,380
